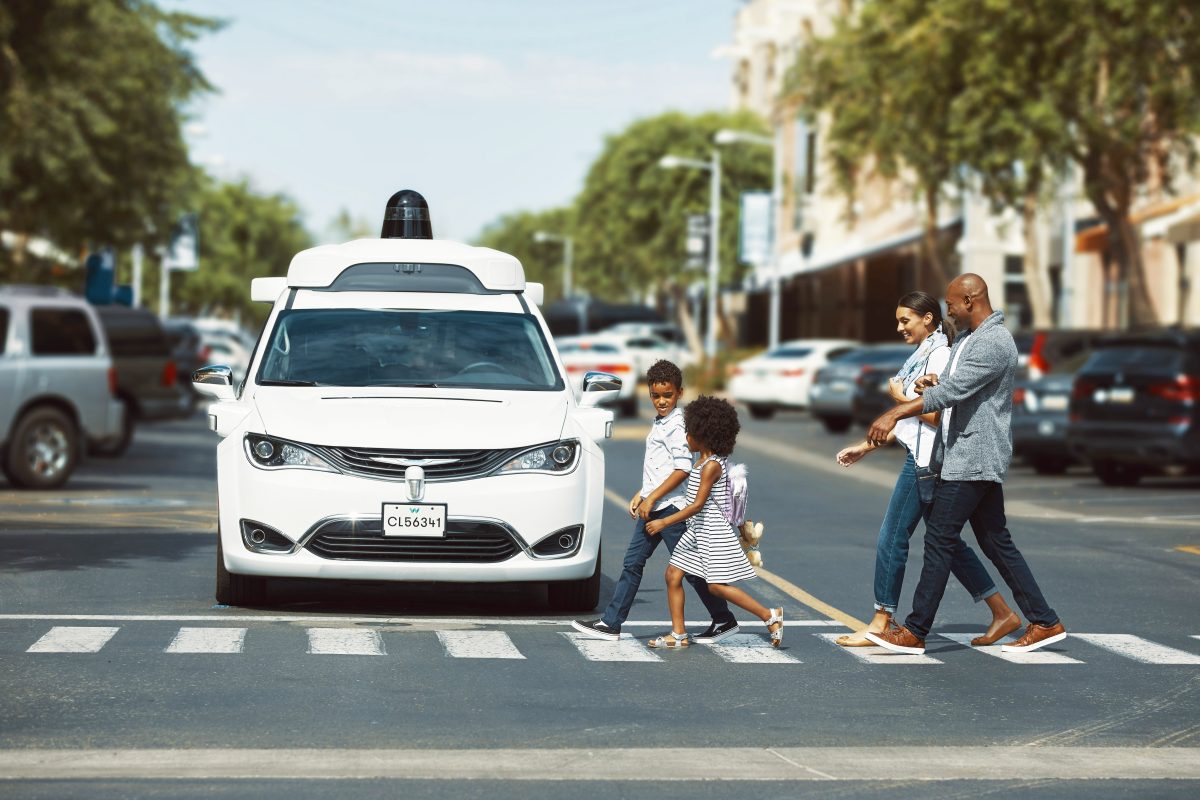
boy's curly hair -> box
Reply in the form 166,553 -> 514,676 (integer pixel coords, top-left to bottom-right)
645,359 -> 683,389
683,395 -> 740,456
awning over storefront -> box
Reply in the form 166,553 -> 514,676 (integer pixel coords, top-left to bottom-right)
775,216 -> 962,280
1075,192 -> 1200,253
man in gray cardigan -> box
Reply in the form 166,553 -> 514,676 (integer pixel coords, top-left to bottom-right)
864,274 -> 1066,655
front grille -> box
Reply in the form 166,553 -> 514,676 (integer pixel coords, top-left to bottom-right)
303,518 -> 521,562
317,446 -> 520,481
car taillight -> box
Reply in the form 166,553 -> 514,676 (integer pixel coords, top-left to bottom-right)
199,345 -> 212,362
161,361 -> 178,387
780,368 -> 805,377
108,367 -> 118,396
596,363 -> 631,373
1028,332 -> 1049,378
1147,375 -> 1199,403
1072,378 -> 1096,401
1012,387 -> 1027,406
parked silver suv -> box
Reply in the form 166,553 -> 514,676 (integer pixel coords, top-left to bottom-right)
0,286 -> 125,488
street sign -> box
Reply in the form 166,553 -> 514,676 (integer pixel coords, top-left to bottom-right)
84,249 -> 116,305
738,191 -> 773,265
164,213 -> 199,272
685,214 -> 709,270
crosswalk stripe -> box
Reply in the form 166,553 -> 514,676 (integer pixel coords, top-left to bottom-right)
1073,634 -> 1200,665
707,633 -> 800,664
938,633 -> 1083,665
165,627 -> 247,654
562,632 -> 662,662
436,630 -> 525,660
813,633 -> 942,665
26,626 -> 120,653
306,628 -> 385,656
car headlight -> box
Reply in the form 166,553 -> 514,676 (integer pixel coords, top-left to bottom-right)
495,440 -> 579,475
244,434 -> 339,473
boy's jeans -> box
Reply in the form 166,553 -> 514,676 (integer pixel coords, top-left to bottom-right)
874,452 -> 998,613
601,504 -> 735,629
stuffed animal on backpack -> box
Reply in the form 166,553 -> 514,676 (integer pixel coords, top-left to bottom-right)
738,520 -> 764,567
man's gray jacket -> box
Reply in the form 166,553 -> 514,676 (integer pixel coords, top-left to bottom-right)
920,310 -> 1016,483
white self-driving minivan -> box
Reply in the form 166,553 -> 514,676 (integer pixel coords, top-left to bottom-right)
195,191 -> 619,610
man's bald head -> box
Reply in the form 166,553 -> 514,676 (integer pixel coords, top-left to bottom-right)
945,273 -> 994,331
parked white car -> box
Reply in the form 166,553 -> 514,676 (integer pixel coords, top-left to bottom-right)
556,336 -> 639,417
193,208 -> 618,611
728,338 -> 860,419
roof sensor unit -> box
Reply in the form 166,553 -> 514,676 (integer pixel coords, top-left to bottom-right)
381,189 -> 432,240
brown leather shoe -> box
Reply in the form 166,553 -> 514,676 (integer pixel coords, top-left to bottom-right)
971,613 -> 1021,646
1001,621 -> 1067,653
865,625 -> 925,655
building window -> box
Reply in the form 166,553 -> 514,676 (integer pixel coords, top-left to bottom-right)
1003,255 -> 1033,329
793,113 -> 817,230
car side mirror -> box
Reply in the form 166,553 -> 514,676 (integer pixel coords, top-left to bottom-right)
192,364 -> 236,402
579,370 -> 621,407
251,276 -> 287,304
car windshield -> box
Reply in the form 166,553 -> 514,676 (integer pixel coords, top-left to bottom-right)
258,308 -> 562,390
1083,346 -> 1184,373
768,347 -> 813,358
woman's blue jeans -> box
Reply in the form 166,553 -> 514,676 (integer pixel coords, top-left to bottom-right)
873,452 -> 997,613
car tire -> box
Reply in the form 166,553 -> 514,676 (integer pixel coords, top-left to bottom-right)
547,545 -> 601,612
89,399 -> 134,458
620,396 -> 638,418
821,416 -> 852,434
1030,455 -> 1071,475
748,405 -> 776,421
1093,461 -> 1144,487
4,407 -> 78,490
215,531 -> 268,606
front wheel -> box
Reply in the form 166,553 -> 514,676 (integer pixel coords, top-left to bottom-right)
547,545 -> 601,612
820,416 -> 852,434
748,404 -> 776,421
1093,461 -> 1144,487
4,406 -> 78,489
215,531 -> 268,606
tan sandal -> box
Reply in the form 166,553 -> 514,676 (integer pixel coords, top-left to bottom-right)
647,631 -> 691,649
766,608 -> 784,648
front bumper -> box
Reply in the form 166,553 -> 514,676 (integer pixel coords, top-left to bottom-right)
215,435 -> 604,583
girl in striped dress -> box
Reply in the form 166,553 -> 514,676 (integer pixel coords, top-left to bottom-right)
645,396 -> 783,649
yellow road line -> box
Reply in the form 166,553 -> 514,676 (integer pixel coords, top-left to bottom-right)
1175,545 -> 1200,556
602,489 -> 861,629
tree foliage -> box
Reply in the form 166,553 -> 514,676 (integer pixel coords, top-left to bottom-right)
0,0 -> 219,260
475,207 -> 574,301
570,110 -> 772,299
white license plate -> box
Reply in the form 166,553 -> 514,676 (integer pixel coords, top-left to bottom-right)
1109,387 -> 1135,404
1041,395 -> 1069,411
382,503 -> 447,537
830,381 -> 851,392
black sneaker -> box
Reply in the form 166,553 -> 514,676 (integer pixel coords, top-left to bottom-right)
693,619 -> 740,644
571,618 -> 621,641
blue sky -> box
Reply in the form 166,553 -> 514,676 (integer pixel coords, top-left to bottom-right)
168,1 -> 740,243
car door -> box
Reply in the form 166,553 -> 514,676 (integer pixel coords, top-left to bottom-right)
27,303 -> 108,436
0,304 -> 22,438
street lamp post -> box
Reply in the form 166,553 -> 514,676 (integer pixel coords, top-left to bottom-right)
659,151 -> 721,361
715,128 -> 781,350
532,231 -> 573,299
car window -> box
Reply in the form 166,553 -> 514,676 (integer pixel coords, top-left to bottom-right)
0,306 -> 8,355
101,312 -> 170,357
1084,346 -> 1184,373
258,308 -> 563,390
561,343 -> 620,355
830,347 -> 909,365
626,338 -> 663,349
30,308 -> 96,355
768,347 -> 813,359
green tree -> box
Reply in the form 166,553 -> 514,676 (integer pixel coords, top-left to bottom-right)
475,207 -> 574,302
168,178 -> 312,325
0,0 -> 218,269
570,110 -> 772,300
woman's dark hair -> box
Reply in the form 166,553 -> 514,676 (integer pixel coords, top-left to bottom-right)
683,395 -> 740,457
897,290 -> 955,346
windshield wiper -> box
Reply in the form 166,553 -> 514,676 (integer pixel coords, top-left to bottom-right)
259,379 -> 322,387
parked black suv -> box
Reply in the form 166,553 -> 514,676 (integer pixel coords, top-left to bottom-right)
1066,329 -> 1200,485
1012,332 -> 1105,474
93,306 -> 191,456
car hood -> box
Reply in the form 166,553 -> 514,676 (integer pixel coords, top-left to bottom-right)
253,388 -> 568,449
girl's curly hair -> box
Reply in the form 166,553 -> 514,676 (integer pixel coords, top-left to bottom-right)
683,395 -> 740,456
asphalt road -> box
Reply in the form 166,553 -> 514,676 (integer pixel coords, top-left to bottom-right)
1,406 -> 1198,798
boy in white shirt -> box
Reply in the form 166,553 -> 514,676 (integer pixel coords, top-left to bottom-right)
572,360 -> 738,643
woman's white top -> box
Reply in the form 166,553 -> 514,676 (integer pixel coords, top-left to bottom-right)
894,345 -> 951,468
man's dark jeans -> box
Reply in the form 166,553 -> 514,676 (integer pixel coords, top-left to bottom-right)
601,504 -> 735,629
904,479 -> 1058,640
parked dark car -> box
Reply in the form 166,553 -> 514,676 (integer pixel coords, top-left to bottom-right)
1012,337 -> 1099,474
1014,328 -> 1106,379
93,306 -> 192,456
851,348 -> 916,427
810,344 -> 912,433
162,318 -> 210,406
1066,329 -> 1200,486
